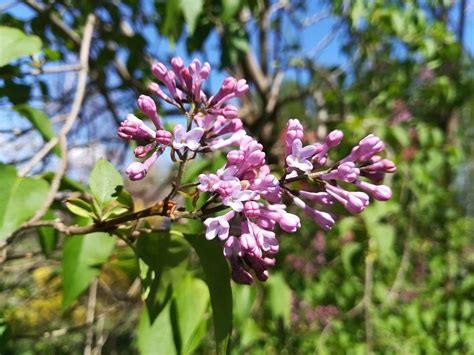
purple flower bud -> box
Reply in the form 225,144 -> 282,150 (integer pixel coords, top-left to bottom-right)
322,162 -> 360,183
342,134 -> 385,163
148,82 -> 171,102
244,201 -> 261,219
200,62 -> 211,80
155,129 -> 172,146
355,180 -> 392,201
363,158 -> 397,173
325,184 -> 369,214
227,150 -> 245,165
209,77 -> 237,106
214,119 -> 243,136
125,151 -> 160,181
285,119 -> 304,155
298,191 -> 334,205
137,95 -> 156,117
235,79 -> 249,96
222,105 -> 239,119
278,212 -> 301,233
151,62 -> 168,80
229,257 -> 253,284
293,197 -> 335,230
118,114 -> 155,141
325,130 -> 344,148
171,56 -> 184,83
138,95 -> 162,129
134,142 -> 156,158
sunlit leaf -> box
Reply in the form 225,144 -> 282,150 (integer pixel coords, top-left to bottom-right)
183,233 -> 232,354
180,0 -> 203,35
13,105 -> 60,156
0,26 -> 41,67
0,164 -> 49,240
137,302 -> 177,355
89,159 -> 123,207
61,232 -> 116,309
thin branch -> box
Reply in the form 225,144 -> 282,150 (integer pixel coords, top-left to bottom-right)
19,14 -> 96,177
30,63 -> 82,75
23,0 -> 81,45
84,279 -> 98,355
384,239 -> 410,304
241,51 -> 269,98
1,197 -> 218,250
364,247 -> 375,355
458,0 -> 467,49
265,70 -> 284,114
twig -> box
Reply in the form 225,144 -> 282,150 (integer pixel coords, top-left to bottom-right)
84,279 -> 98,355
23,0 -> 81,45
265,70 -> 284,114
93,314 -> 107,355
384,230 -> 412,305
19,14 -> 96,177
364,247 -> 375,355
30,63 -> 82,75
1,197 -> 213,250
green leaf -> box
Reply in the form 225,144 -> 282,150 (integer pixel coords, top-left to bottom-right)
64,198 -> 95,218
233,284 -> 256,325
0,164 -> 49,240
222,0 -> 241,21
61,232 -> 116,309
173,276 -> 210,354
137,302 -> 177,355
137,231 -> 189,322
162,0 -> 183,44
89,159 -> 123,207
179,0 -> 203,35
265,272 -> 292,327
183,234 -> 232,354
0,26 -> 42,67
13,105 -> 60,156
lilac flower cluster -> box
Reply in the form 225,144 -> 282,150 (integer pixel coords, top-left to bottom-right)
117,57 -> 248,180
117,57 -> 396,285
283,119 -> 396,232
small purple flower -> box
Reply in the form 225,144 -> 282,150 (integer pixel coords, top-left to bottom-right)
203,210 -> 235,240
172,124 -> 204,151
221,183 -> 256,212
224,236 -> 242,258
197,173 -> 221,192
286,139 -> 317,172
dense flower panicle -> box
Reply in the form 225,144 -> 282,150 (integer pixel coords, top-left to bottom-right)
118,57 -> 396,284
